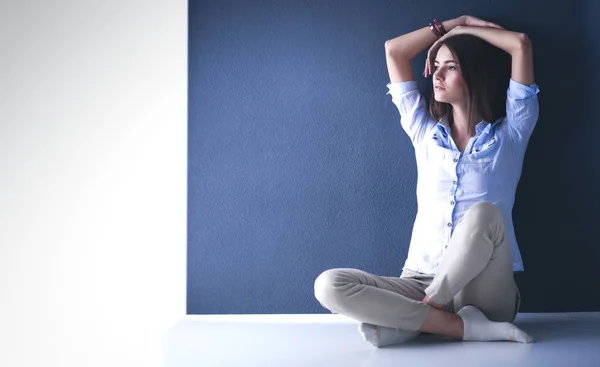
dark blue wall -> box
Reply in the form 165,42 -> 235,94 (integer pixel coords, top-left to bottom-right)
188,0 -> 600,314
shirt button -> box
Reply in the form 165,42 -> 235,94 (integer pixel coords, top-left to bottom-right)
447,222 -> 452,227
450,200 -> 455,205
453,158 -> 458,162
453,180 -> 457,185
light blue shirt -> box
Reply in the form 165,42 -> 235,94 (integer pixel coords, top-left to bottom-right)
386,78 -> 540,274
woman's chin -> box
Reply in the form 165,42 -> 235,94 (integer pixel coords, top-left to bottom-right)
434,91 -> 450,102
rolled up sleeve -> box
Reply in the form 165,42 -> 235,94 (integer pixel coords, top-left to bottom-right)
387,81 -> 437,146
505,78 -> 540,147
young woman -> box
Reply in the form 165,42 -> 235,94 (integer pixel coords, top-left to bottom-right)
314,15 -> 540,347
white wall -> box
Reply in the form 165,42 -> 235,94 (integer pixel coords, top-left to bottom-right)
0,1 -> 187,366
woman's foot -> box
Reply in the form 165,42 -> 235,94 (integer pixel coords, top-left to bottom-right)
359,323 -> 420,347
457,305 -> 534,343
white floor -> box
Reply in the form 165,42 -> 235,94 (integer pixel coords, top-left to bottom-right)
163,312 -> 600,367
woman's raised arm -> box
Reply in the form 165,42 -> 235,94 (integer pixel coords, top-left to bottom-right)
384,17 -> 464,83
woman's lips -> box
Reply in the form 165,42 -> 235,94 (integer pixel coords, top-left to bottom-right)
435,85 -> 445,90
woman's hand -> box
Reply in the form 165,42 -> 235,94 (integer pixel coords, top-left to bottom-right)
461,15 -> 505,30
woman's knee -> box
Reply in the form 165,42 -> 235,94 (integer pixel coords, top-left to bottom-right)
314,268 -> 351,307
464,201 -> 502,226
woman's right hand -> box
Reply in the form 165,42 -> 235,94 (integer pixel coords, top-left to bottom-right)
460,15 -> 505,30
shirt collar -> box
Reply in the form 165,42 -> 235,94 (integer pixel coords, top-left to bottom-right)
436,116 -> 502,136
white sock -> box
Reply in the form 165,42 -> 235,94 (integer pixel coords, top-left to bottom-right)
358,323 -> 420,348
457,305 -> 533,343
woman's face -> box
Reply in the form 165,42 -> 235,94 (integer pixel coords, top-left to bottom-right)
432,45 -> 466,104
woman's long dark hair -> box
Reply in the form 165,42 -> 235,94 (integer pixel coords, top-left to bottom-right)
428,34 -> 511,132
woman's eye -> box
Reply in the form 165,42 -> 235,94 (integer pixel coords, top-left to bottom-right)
434,66 -> 456,71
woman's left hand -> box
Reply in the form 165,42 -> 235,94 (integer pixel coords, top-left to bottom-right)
424,26 -> 466,78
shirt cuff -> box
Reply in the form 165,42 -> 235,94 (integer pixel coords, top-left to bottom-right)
508,78 -> 540,99
386,81 -> 418,95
